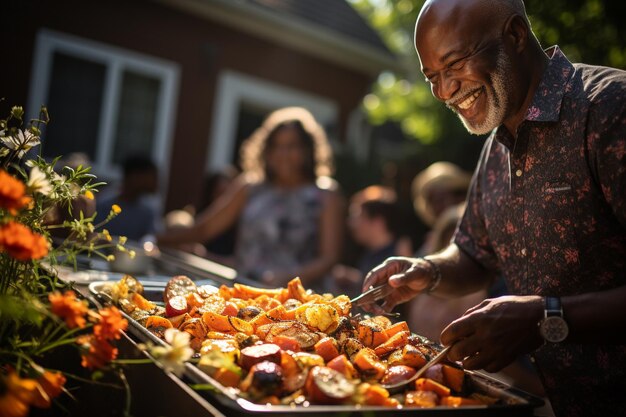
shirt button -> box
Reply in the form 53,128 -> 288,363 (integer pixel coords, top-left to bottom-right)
515,169 -> 523,177
521,248 -> 527,257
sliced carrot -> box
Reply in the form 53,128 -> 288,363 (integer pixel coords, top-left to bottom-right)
383,321 -> 410,338
254,294 -> 282,311
353,348 -> 387,380
326,354 -> 357,379
387,344 -> 428,368
362,383 -> 396,406
186,292 -> 205,308
374,330 -> 410,357
202,311 -> 253,335
273,335 -> 301,352
280,351 -> 302,377
131,292 -> 156,311
212,367 -> 241,388
314,337 -> 340,362
287,277 -> 308,302
440,396 -> 484,407
231,283 -> 284,300
357,320 -> 389,348
416,377 -> 451,397
442,364 -> 465,392
145,315 -> 173,330
169,312 -> 192,328
218,284 -> 233,300
221,301 -> 239,317
249,305 -> 286,329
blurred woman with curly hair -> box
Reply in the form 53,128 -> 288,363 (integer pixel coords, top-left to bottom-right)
159,107 -> 345,291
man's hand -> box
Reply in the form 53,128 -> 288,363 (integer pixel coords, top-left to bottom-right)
361,257 -> 435,314
440,295 -> 544,373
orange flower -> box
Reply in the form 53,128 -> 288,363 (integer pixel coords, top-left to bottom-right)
48,291 -> 88,329
30,371 -> 66,409
93,306 -> 128,342
0,170 -> 31,214
77,335 -> 118,369
0,370 -> 38,417
0,221 -> 49,261
93,306 -> 128,341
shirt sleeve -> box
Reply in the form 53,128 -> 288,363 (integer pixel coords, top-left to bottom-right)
587,77 -> 626,228
453,135 -> 501,273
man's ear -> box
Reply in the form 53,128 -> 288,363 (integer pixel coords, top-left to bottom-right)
504,14 -> 529,53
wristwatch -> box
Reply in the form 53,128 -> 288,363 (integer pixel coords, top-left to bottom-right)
538,296 -> 569,343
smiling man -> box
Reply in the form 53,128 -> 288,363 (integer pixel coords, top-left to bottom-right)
362,0 -> 626,416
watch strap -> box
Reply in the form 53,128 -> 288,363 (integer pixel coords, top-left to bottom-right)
545,296 -> 562,317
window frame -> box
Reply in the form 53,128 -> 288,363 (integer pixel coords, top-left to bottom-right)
207,70 -> 339,173
27,29 -> 180,187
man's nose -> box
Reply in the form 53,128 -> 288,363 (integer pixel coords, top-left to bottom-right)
434,74 -> 460,102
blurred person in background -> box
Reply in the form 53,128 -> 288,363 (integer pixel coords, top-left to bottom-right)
199,166 -> 239,265
95,154 -> 159,242
332,185 -> 412,298
404,202 -> 487,341
364,0 -> 626,414
411,161 -> 471,256
158,107 -> 345,292
406,162 -> 489,341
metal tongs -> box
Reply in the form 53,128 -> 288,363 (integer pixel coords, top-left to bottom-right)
382,345 -> 452,393
350,283 -> 394,309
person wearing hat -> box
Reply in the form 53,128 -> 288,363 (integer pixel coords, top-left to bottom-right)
412,161 -> 471,255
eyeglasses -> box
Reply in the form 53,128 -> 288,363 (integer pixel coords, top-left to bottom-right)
423,38 -> 502,85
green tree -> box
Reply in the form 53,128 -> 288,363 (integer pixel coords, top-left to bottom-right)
350,0 -> 626,144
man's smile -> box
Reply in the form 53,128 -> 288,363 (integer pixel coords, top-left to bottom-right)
456,87 -> 484,110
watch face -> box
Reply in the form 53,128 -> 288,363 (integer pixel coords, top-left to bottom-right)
540,316 -> 569,343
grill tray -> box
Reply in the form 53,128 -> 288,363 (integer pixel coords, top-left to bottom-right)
89,280 -> 544,416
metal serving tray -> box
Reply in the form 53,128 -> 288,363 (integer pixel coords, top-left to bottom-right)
89,280 -> 544,417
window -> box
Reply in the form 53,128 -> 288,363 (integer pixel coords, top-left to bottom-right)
207,71 -> 339,172
27,29 -> 179,184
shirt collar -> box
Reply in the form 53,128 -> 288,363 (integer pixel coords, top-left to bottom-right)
524,45 -> 575,122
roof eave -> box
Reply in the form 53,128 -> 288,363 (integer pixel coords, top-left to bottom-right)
152,0 -> 401,76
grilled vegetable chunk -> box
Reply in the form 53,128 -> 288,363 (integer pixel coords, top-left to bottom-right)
305,366 -> 356,404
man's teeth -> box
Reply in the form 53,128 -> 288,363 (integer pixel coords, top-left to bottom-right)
457,89 -> 482,110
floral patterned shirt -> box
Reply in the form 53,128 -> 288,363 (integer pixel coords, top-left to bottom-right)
454,46 -> 626,417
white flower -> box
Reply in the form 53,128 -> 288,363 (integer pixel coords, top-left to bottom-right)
27,166 -> 53,196
0,129 -> 41,158
148,328 -> 194,376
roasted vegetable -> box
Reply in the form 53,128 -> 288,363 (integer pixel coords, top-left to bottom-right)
240,361 -> 283,397
164,275 -> 196,302
353,348 -> 387,380
113,275 -> 487,409
313,337 -> 340,362
305,366 -> 356,404
380,365 -> 417,386
166,295 -> 189,317
240,343 -> 282,370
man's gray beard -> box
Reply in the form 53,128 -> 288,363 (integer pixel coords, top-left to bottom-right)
455,46 -> 512,135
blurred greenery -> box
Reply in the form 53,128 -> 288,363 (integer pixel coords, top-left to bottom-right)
350,0 -> 626,144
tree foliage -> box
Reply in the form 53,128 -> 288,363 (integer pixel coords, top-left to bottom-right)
350,0 -> 626,144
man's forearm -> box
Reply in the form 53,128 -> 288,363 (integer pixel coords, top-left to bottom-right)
427,243 -> 495,298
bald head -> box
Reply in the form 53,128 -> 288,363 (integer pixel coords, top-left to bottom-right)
416,0 -> 530,51
417,0 -> 528,29
414,0 -> 545,135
